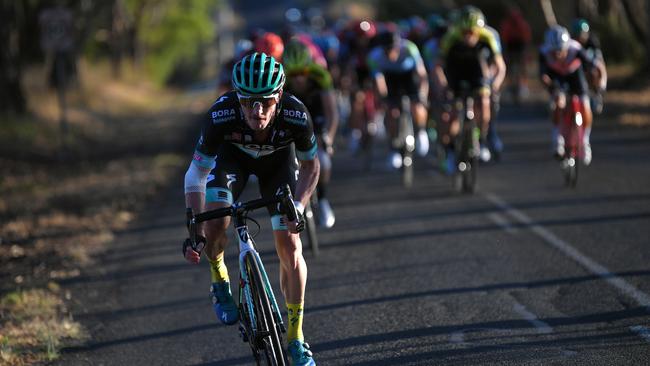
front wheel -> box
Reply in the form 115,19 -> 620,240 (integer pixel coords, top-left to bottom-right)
245,253 -> 287,365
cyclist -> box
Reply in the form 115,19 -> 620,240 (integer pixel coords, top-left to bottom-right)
255,31 -> 285,60
422,14 -> 450,166
435,5 -> 506,169
499,7 -> 532,102
539,25 -> 605,166
368,27 -> 430,169
183,52 -> 318,365
283,39 -> 339,228
570,18 -> 607,114
342,19 -> 379,155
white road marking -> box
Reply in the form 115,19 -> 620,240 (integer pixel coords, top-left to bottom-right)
487,212 -> 519,234
630,325 -> 650,343
512,301 -> 553,334
485,193 -> 650,314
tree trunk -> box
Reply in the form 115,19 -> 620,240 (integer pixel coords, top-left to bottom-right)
0,1 -> 26,114
620,0 -> 649,71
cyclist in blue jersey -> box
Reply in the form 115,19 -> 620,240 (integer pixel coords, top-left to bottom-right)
368,28 -> 430,169
183,53 -> 318,365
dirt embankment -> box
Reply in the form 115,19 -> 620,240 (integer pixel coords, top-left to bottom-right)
0,62 -> 214,365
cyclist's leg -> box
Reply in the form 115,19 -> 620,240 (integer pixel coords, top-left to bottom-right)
570,70 -> 593,164
205,144 -> 249,324
407,70 -> 429,157
256,149 -> 313,358
475,83 -> 492,161
314,117 -> 335,228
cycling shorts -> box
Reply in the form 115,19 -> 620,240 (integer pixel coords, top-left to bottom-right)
384,69 -> 424,104
547,68 -> 589,97
206,143 -> 298,227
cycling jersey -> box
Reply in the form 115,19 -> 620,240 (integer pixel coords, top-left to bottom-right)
285,63 -> 333,134
439,27 -> 501,94
367,39 -> 424,76
196,91 -> 317,161
367,39 -> 426,102
539,39 -> 594,96
194,91 -> 318,224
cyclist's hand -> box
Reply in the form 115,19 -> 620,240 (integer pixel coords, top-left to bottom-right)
287,201 -> 305,234
182,235 -> 206,264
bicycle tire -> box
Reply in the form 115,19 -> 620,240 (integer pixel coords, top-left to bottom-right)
245,252 -> 287,365
303,198 -> 319,256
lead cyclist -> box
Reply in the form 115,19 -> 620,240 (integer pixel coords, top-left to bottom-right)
183,53 -> 318,365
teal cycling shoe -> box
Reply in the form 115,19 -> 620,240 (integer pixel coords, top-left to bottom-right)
287,340 -> 315,366
210,282 -> 238,325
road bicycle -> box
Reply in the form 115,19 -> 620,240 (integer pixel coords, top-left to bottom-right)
452,84 -> 480,194
395,95 -> 415,188
186,185 -> 303,365
558,89 -> 586,188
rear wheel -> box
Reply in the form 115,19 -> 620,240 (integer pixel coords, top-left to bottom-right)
303,198 -> 319,256
245,253 -> 287,365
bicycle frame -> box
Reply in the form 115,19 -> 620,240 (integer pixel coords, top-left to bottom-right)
562,94 -> 585,162
233,215 -> 285,335
453,87 -> 480,193
186,184 -> 301,364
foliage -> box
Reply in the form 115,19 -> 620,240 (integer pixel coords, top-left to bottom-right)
125,0 -> 218,85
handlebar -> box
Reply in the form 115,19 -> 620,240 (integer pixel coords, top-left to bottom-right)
185,184 -> 301,252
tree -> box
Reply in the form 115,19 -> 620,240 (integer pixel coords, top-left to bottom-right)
0,1 -> 26,113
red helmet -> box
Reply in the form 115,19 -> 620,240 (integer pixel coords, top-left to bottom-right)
254,32 -> 284,60
353,20 -> 376,39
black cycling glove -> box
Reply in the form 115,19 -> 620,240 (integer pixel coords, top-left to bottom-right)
182,235 -> 207,257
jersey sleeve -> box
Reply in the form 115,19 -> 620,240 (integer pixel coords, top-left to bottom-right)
284,95 -> 318,161
405,40 -> 426,70
193,94 -> 235,163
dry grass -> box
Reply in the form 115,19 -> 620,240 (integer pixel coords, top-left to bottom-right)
0,284 -> 86,366
0,60 -> 214,365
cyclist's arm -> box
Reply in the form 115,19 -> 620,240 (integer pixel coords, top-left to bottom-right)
491,54 -> 507,92
295,157 -> 320,209
321,89 -> 338,145
407,40 -> 429,100
538,50 -> 553,89
367,48 -> 388,99
291,102 -> 321,210
311,64 -> 339,144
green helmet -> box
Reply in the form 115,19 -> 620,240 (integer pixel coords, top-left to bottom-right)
282,40 -> 312,73
232,52 -> 285,96
457,5 -> 485,31
571,18 -> 590,37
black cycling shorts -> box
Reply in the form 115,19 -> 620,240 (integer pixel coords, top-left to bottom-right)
206,143 -> 298,230
384,69 -> 423,104
547,68 -> 589,97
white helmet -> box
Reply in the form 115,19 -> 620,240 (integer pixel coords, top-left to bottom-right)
544,25 -> 571,51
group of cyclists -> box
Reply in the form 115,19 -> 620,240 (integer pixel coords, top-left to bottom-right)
182,5 -> 608,365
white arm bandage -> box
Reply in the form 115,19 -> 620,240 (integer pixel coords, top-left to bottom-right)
184,161 -> 212,194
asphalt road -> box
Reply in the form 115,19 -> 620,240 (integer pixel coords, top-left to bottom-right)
56,101 -> 650,365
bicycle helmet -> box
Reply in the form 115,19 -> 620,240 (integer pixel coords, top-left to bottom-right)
570,18 -> 590,37
457,5 -> 486,31
378,29 -> 401,49
232,52 -> 285,96
254,32 -> 284,60
283,39 -> 312,72
544,25 -> 571,51
427,13 -> 448,38
353,19 -> 377,39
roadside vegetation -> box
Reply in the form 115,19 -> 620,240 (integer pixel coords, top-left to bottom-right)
0,61 -> 213,365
